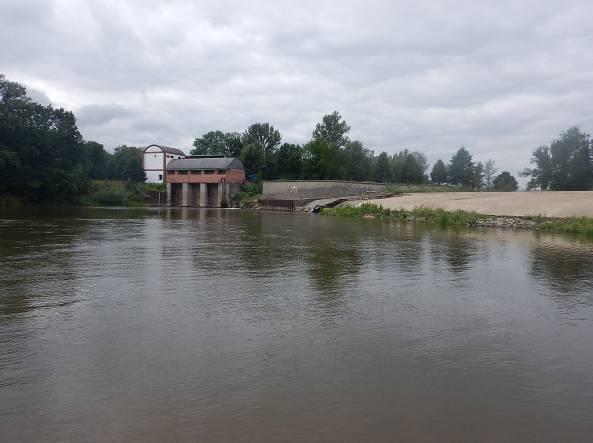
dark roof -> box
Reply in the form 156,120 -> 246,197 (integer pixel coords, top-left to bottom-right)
145,144 -> 186,156
167,157 -> 244,171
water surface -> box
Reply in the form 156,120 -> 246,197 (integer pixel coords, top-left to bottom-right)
1,208 -> 593,442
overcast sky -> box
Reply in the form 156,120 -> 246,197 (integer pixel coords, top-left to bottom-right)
2,0 -> 593,175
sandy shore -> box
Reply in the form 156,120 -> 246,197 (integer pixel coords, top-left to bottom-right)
358,191 -> 593,218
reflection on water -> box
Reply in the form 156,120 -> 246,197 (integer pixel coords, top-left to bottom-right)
1,208 -> 593,442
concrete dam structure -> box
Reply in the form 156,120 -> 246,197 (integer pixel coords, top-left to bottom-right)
166,157 -> 245,208
262,180 -> 389,199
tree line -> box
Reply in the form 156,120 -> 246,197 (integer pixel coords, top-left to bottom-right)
193,111 -> 520,191
0,74 -> 145,203
3,72 -> 593,204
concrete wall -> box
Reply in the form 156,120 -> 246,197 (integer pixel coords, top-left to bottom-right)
262,180 -> 389,199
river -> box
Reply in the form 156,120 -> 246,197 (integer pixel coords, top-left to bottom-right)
1,208 -> 593,442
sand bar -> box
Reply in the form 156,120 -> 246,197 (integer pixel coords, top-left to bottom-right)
359,191 -> 593,218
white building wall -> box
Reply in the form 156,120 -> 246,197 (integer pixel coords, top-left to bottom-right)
144,145 -> 185,183
146,170 -> 164,183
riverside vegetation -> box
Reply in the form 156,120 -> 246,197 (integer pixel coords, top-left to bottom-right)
322,203 -> 593,237
2,72 -> 593,207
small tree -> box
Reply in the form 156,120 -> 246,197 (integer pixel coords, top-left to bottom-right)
483,159 -> 497,191
430,159 -> 448,184
493,171 -> 519,191
312,111 -> 350,147
448,146 -> 474,186
241,123 -> 281,161
374,152 -> 392,183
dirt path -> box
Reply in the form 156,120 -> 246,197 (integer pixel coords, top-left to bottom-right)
359,192 -> 593,218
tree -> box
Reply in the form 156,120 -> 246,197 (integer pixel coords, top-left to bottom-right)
191,131 -> 243,157
112,145 -> 145,181
343,140 -> 373,181
521,146 -> 553,190
374,152 -> 392,183
522,127 -> 593,190
241,123 -> 281,161
0,74 -> 88,202
239,143 -> 264,178
483,159 -> 497,191
276,143 -> 303,179
302,138 -> 343,179
430,159 -> 448,184
400,151 -> 428,183
493,171 -> 518,191
448,146 -> 474,186
312,111 -> 350,147
472,161 -> 484,190
82,141 -> 113,179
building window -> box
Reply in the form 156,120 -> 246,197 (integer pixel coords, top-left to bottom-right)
158,174 -> 163,180
177,170 -> 188,175
204,170 -> 215,174
154,154 -> 157,158
217,170 -> 225,174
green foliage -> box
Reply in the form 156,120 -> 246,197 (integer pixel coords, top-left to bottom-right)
78,180 -> 150,207
241,181 -> 263,198
276,143 -> 303,179
393,150 -> 428,183
538,217 -> 593,236
0,74 -> 148,204
240,143 -> 265,177
343,140 -> 374,181
430,159 -> 448,184
302,138 -> 344,179
522,127 -> 593,190
241,123 -> 281,159
191,130 -> 243,157
312,111 -> 351,147
448,146 -> 475,186
493,171 -> 518,191
374,152 -> 392,182
0,74 -> 88,202
322,204 -> 481,226
111,145 -> 145,181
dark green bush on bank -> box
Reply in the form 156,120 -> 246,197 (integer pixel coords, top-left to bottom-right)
321,203 -> 481,227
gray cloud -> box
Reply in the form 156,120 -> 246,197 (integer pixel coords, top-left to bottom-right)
1,0 -> 593,177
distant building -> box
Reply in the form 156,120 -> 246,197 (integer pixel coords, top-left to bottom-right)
143,144 -> 186,183
166,156 -> 245,207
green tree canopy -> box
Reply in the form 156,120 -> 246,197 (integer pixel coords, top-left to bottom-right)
240,143 -> 265,177
343,140 -> 373,181
448,146 -> 475,186
0,74 -> 89,202
522,127 -> 592,190
302,138 -> 344,180
276,143 -> 303,179
493,171 -> 519,191
241,123 -> 281,160
312,111 -> 350,147
191,130 -> 243,157
374,152 -> 392,183
430,159 -> 448,184
112,145 -> 145,182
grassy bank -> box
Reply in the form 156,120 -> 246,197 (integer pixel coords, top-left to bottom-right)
387,183 -> 473,193
78,180 -> 164,207
321,203 -> 593,236
322,203 -> 481,226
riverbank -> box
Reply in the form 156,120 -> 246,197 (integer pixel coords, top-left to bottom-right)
358,191 -> 593,218
321,203 -> 593,236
